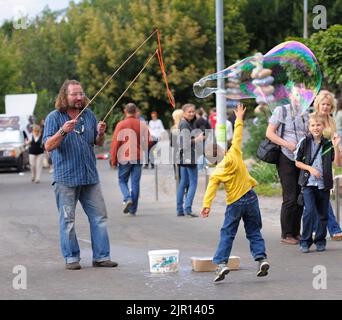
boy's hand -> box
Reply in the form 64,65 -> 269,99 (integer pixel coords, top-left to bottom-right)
332,133 -> 341,149
201,208 -> 210,218
234,103 -> 246,121
309,167 -> 321,179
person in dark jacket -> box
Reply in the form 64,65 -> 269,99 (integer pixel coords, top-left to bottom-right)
176,103 -> 205,217
195,108 -> 211,170
29,125 -> 45,183
295,113 -> 335,253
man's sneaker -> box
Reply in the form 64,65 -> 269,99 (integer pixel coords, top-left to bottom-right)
123,200 -> 133,214
316,244 -> 326,252
65,262 -> 81,270
185,212 -> 199,218
300,245 -> 310,253
213,264 -> 230,283
92,260 -> 118,268
257,259 -> 270,277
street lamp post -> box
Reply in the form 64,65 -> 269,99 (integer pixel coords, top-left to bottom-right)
304,0 -> 308,39
215,0 -> 227,150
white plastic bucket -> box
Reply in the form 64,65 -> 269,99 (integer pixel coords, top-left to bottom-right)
148,249 -> 179,273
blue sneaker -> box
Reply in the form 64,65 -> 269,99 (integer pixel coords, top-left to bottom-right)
300,246 -> 310,253
316,244 -> 326,252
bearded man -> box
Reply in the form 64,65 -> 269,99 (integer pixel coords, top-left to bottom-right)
43,79 -> 118,270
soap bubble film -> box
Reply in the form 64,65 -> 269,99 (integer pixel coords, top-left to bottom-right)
193,41 -> 322,113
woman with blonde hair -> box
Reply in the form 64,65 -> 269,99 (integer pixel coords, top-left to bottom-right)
29,124 -> 45,183
312,90 -> 342,241
171,109 -> 184,191
313,90 -> 337,138
171,109 -> 184,130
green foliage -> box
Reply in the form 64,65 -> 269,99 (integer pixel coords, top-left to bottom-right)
309,25 -> 342,89
0,0 -> 341,125
242,0 -> 341,54
243,113 -> 269,159
34,88 -> 55,122
286,25 -> 342,95
0,31 -> 21,113
250,161 -> 279,184
254,183 -> 282,197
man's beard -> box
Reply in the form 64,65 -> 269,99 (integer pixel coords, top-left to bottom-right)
69,101 -> 85,110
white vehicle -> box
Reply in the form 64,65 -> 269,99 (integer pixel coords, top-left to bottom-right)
5,93 -> 37,139
0,116 -> 29,171
0,94 -> 37,171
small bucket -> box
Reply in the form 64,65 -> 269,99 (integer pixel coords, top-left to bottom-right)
148,249 -> 179,273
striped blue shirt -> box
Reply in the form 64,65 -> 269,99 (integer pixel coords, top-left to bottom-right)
307,139 -> 324,189
43,109 -> 99,186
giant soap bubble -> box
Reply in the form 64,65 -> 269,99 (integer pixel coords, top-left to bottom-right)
193,41 -> 322,113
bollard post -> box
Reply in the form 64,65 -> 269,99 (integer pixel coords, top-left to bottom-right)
155,164 -> 159,201
204,166 -> 209,188
335,176 -> 340,225
175,164 -> 180,193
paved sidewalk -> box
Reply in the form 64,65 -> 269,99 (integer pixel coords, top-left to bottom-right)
0,161 -> 341,300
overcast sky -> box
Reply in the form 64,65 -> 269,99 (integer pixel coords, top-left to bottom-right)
0,0 -> 82,25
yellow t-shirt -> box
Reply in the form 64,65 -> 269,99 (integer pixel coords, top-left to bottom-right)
202,119 -> 257,208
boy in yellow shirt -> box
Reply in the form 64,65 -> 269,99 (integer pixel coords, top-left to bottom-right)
201,104 -> 269,282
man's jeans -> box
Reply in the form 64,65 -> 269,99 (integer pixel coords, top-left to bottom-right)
118,163 -> 142,214
301,186 -> 329,248
53,183 -> 111,264
213,189 -> 267,264
176,166 -> 198,214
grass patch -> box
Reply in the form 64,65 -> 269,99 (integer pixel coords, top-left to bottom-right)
254,183 -> 282,197
250,161 -> 279,184
333,165 -> 342,176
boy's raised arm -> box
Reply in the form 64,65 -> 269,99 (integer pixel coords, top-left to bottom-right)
230,104 -> 246,151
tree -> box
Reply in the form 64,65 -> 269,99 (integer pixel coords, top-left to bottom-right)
286,25 -> 342,97
309,25 -> 342,95
0,31 -> 20,113
241,0 -> 340,54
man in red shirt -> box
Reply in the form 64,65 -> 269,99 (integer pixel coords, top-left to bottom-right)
110,103 -> 151,215
209,107 -> 217,129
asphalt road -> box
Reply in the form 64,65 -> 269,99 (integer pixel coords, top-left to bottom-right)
1,160 -> 342,300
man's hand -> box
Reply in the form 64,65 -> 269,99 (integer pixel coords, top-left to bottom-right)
234,103 -> 246,121
97,121 -> 106,136
194,132 -> 205,142
62,120 -> 77,133
201,207 -> 210,218
285,141 -> 297,152
110,159 -> 117,169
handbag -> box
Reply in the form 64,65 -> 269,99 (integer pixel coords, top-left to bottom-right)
257,106 -> 287,164
297,139 -> 323,206
256,139 -> 281,164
